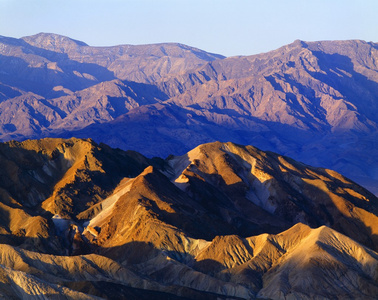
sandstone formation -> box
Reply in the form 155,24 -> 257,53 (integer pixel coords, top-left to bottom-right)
0,138 -> 376,299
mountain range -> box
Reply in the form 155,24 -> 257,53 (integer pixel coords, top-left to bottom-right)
0,33 -> 378,298
0,33 -> 378,195
0,137 -> 376,299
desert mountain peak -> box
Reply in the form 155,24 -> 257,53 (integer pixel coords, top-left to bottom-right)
21,32 -> 89,49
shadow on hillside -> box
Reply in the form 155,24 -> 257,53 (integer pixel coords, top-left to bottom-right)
309,51 -> 378,123
87,241 -> 248,300
0,41 -> 115,98
160,150 -> 378,252
0,239 -> 242,299
265,74 -> 329,130
55,99 -> 320,158
63,281 -> 196,300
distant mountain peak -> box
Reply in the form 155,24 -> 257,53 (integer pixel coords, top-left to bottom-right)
21,32 -> 88,51
291,39 -> 309,48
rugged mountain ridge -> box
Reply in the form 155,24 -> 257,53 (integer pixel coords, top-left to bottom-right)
1,34 -> 377,194
0,33 -> 223,95
0,138 -> 376,299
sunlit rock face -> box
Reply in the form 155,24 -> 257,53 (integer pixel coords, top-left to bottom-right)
0,138 -> 376,299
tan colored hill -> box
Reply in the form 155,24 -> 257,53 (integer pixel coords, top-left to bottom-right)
0,225 -> 376,299
165,141 -> 378,250
78,140 -> 377,298
0,138 -> 377,299
0,265 -> 99,299
0,137 -> 150,254
195,223 -> 378,299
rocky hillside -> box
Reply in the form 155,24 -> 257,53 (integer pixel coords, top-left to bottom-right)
0,34 -> 377,195
0,138 -> 377,299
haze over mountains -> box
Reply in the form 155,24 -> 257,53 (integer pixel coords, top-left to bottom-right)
1,33 -> 378,194
0,137 -> 377,299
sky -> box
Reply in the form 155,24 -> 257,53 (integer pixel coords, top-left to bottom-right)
0,0 -> 377,57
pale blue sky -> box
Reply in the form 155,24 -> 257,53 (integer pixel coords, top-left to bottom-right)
0,0 -> 377,57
